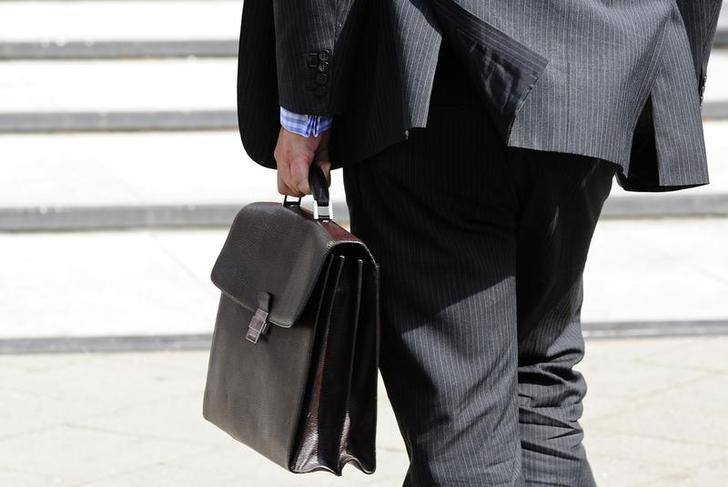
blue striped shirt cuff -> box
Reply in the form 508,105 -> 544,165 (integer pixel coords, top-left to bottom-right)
279,106 -> 333,137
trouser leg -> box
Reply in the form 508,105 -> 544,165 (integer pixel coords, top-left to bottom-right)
343,103 -> 524,486
508,149 -> 618,486
343,143 -> 616,486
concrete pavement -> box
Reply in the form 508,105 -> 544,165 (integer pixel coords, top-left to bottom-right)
1,336 -> 727,486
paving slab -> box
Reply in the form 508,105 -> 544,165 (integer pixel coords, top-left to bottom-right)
644,456 -> 728,487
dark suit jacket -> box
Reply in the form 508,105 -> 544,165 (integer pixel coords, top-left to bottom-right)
236,0 -> 723,192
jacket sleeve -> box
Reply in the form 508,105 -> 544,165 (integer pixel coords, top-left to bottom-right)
674,0 -> 723,104
272,0 -> 367,116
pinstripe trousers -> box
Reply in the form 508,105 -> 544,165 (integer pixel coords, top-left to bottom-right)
342,40 -> 619,486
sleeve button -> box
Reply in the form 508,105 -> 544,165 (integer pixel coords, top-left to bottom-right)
315,72 -> 329,85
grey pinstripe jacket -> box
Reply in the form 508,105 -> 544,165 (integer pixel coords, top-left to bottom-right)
236,0 -> 723,192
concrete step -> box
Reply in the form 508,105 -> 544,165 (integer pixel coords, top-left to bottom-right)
0,1 -> 239,59
0,1 -> 240,43
0,59 -> 235,113
0,1 -> 725,60
720,2 -> 728,38
0,122 -> 727,231
0,218 -> 727,343
703,50 -> 728,117
0,50 -> 726,133
0,40 -> 237,60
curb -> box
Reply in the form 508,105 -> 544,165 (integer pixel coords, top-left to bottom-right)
0,202 -> 351,232
1,196 -> 728,232
0,334 -> 212,355
0,40 -> 237,60
2,320 -> 727,354
582,319 -> 728,339
716,26 -> 728,47
601,193 -> 728,219
0,110 -> 236,133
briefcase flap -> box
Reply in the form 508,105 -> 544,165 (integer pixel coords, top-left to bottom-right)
210,201 -> 374,329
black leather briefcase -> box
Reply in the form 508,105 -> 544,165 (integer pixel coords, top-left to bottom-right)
202,163 -> 380,475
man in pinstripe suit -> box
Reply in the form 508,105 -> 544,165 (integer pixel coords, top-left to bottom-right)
236,0 -> 723,485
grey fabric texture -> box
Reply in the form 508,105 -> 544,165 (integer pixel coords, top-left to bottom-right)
341,43 -> 619,486
386,0 -> 722,190
235,0 -> 722,192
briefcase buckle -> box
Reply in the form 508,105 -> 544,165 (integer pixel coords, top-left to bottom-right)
245,291 -> 271,344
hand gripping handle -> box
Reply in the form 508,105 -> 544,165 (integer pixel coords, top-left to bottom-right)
282,161 -> 332,221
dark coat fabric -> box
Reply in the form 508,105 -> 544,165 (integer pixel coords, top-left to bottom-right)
235,0 -> 723,192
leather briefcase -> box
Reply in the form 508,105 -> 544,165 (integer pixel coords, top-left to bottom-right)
202,163 -> 380,476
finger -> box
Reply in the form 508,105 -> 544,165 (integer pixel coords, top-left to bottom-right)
277,171 -> 296,196
290,157 -> 311,195
275,154 -> 304,197
274,145 -> 293,193
277,161 -> 306,197
276,162 -> 293,195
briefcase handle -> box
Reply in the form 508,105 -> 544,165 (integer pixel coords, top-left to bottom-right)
282,161 -> 332,222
